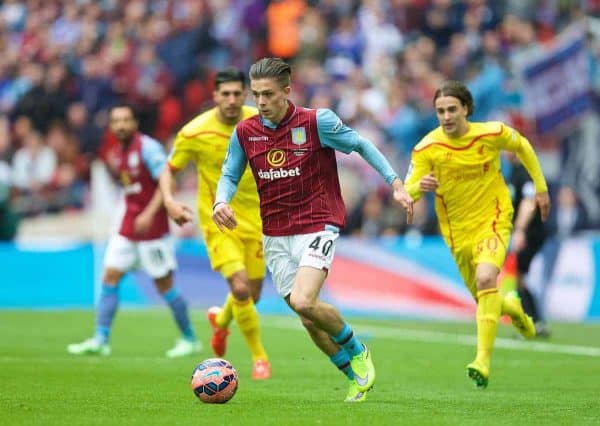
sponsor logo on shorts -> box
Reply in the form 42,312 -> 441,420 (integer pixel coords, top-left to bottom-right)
308,252 -> 326,261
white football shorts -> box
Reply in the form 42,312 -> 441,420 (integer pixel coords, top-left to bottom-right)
104,234 -> 177,279
263,228 -> 339,298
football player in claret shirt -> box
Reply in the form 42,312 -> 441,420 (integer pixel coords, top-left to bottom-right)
213,57 -> 414,402
404,81 -> 550,388
68,103 -> 200,358
159,68 -> 271,380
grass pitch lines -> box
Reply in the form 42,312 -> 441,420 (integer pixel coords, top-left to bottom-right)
266,317 -> 600,357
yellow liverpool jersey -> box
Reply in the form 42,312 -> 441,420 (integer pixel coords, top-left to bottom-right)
168,105 -> 261,239
405,122 -> 533,246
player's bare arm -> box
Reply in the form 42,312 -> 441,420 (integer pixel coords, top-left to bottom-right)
134,210 -> 153,235
391,178 -> 414,225
134,188 -> 163,235
165,199 -> 194,227
535,191 -> 551,222
212,202 -> 237,232
159,165 -> 194,226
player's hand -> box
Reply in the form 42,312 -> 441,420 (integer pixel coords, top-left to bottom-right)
535,191 -> 551,222
419,173 -> 438,193
392,179 -> 414,225
134,211 -> 153,235
213,202 -> 237,232
165,199 -> 194,226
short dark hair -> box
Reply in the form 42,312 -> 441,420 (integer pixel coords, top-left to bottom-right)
249,57 -> 291,88
214,67 -> 246,90
433,81 -> 474,117
109,101 -> 138,121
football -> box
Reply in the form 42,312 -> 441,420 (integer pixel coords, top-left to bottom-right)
191,358 -> 239,404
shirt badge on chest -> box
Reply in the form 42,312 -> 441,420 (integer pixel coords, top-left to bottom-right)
128,151 -> 140,176
128,151 -> 140,168
291,127 -> 306,145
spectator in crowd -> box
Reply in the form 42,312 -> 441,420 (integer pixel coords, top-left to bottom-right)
45,121 -> 87,211
11,130 -> 57,215
0,0 -> 596,234
0,160 -> 19,241
66,102 -> 102,161
0,114 -> 18,239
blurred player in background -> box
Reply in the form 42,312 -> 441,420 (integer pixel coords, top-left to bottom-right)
506,152 -> 550,337
159,68 -> 270,379
68,103 -> 200,358
405,81 -> 550,388
213,58 -> 414,402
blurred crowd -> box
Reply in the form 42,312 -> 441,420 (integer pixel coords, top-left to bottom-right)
1,0 -> 600,242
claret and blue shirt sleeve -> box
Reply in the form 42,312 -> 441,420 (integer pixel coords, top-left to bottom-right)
215,129 -> 247,204
216,110 -> 401,205
140,136 -> 168,180
316,109 -> 399,185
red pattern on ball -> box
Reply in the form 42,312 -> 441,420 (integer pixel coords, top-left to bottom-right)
191,358 -> 239,404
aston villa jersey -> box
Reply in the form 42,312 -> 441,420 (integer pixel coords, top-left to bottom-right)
116,133 -> 169,241
235,104 -> 346,236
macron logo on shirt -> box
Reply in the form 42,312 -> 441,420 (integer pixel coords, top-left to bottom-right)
249,136 -> 269,142
257,167 -> 301,181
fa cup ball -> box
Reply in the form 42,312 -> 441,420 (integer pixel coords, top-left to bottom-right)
191,358 -> 239,403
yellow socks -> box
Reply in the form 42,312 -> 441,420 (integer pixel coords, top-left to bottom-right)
215,293 -> 234,329
218,293 -> 269,361
232,297 -> 268,361
475,288 -> 503,369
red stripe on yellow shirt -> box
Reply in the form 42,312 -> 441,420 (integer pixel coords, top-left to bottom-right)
436,194 -> 455,250
413,129 -> 503,152
181,130 -> 231,140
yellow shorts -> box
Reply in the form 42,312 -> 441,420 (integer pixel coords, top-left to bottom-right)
205,231 -> 265,280
451,222 -> 511,298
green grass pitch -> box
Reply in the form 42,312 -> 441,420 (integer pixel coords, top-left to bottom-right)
1,310 -> 599,425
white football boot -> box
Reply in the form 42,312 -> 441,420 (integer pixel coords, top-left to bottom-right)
166,339 -> 202,358
67,337 -> 111,356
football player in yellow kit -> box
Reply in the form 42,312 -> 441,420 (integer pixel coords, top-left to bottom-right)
159,68 -> 270,379
405,81 -> 550,388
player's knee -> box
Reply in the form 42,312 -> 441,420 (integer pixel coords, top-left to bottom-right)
103,268 -> 123,285
230,282 -> 251,301
289,293 -> 315,317
154,272 -> 173,294
475,270 -> 496,289
227,272 -> 251,301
